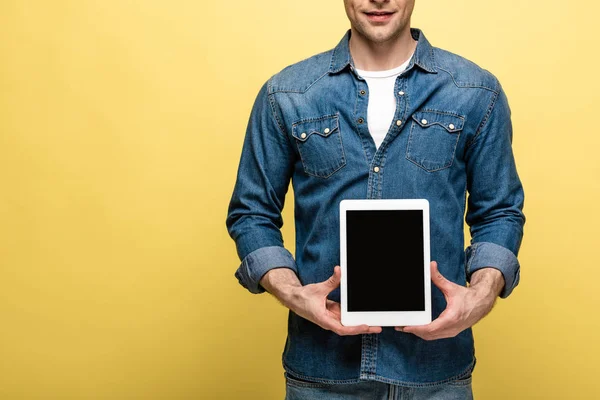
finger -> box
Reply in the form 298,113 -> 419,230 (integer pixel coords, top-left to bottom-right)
319,314 -> 382,336
320,265 -> 342,294
324,301 -> 384,335
400,310 -> 456,339
430,261 -> 457,295
333,322 -> 382,336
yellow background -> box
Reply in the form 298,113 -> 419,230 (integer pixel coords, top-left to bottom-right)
1,0 -> 598,398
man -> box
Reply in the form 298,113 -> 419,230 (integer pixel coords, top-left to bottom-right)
226,0 -> 525,398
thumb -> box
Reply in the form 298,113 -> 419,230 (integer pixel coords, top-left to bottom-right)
321,265 -> 341,293
430,261 -> 455,294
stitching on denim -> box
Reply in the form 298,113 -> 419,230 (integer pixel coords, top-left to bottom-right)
329,47 -> 338,72
387,383 -> 395,400
337,115 -> 348,171
446,374 -> 473,387
351,80 -> 375,193
284,364 -> 361,385
271,70 -> 330,94
360,358 -> 476,388
267,81 -> 288,138
377,150 -> 386,197
283,359 -> 476,388
285,374 -> 333,389
295,141 -> 346,179
466,242 -> 479,276
329,46 -> 349,74
405,120 -> 460,172
292,113 -> 339,127
293,113 -> 346,179
466,87 -> 500,148
415,109 -> 466,120
353,82 -> 371,168
436,66 -> 499,93
240,257 -> 252,291
360,334 -> 368,377
292,125 -> 339,141
429,44 -> 437,73
411,118 -> 464,133
370,334 -> 378,375
267,82 -> 296,153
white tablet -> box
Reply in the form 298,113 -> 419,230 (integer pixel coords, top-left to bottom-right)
340,199 -> 431,327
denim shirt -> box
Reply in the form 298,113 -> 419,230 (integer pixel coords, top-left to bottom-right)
226,29 -> 525,385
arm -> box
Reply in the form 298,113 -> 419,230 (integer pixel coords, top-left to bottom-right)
226,81 -> 297,294
401,85 -> 525,340
463,85 -> 525,298
226,82 -> 380,335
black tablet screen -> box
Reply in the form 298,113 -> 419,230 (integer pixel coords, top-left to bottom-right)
346,209 -> 425,312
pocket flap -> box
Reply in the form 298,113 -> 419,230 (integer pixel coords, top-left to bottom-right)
411,111 -> 465,133
292,114 -> 339,142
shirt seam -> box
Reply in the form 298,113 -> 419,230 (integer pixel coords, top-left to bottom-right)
466,87 -> 501,148
283,358 -> 475,388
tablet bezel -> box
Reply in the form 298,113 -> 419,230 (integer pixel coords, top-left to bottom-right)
339,199 -> 432,327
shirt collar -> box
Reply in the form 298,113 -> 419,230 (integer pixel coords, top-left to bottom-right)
329,28 -> 437,74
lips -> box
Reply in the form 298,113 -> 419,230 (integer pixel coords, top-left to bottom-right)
365,11 -> 394,16
364,10 -> 395,22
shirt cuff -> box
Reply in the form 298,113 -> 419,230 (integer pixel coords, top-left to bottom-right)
465,242 -> 520,298
235,246 -> 298,294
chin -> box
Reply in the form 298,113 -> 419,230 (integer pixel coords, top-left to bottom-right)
364,29 -> 396,44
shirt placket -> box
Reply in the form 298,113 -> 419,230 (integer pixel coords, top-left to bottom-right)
355,72 -> 410,379
367,74 -> 410,200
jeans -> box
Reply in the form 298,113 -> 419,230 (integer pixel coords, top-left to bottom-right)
285,373 -> 473,400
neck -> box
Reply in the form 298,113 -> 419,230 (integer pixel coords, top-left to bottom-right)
349,28 -> 417,71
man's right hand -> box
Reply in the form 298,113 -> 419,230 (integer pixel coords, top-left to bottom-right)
260,265 -> 382,336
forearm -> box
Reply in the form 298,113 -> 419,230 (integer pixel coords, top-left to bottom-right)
469,267 -> 505,310
260,267 -> 303,308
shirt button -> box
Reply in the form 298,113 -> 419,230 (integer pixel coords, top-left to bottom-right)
448,123 -> 455,130
373,166 -> 380,173
300,132 -> 307,139
421,119 -> 428,125
360,90 -> 366,95
398,91 -> 405,96
324,128 -> 330,134
357,117 -> 364,124
396,120 -> 402,126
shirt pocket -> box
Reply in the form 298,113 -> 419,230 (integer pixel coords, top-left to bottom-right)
406,110 -> 465,172
292,114 -> 346,178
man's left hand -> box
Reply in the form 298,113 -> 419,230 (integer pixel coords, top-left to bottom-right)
397,261 -> 504,341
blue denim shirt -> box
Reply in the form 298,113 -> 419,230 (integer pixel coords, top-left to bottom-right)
226,29 -> 525,385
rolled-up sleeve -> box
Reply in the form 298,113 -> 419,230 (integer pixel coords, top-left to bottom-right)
226,79 -> 297,294
235,246 -> 297,294
466,242 -> 519,298
464,84 -> 525,298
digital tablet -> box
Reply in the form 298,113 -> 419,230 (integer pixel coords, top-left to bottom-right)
339,199 -> 431,327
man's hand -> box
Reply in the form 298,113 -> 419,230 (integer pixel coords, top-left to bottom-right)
260,266 -> 382,336
397,261 -> 504,341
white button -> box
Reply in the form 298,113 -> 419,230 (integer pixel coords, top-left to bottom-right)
324,128 -> 330,134
373,166 -> 380,173
398,91 -> 405,96
300,132 -> 307,139
396,120 -> 402,126
448,124 -> 455,130
421,119 -> 428,125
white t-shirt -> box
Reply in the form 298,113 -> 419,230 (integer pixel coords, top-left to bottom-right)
356,57 -> 412,149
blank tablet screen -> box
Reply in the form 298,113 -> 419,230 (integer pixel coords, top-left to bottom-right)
346,209 -> 425,312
